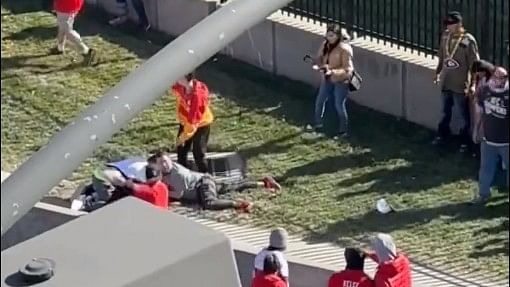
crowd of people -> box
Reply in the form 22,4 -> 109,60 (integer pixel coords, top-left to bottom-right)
251,229 -> 411,287
46,1 -> 507,286
306,12 -> 508,206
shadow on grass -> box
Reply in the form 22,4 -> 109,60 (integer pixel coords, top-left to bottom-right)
2,25 -> 55,41
0,0 -> 52,15
303,198 -> 509,284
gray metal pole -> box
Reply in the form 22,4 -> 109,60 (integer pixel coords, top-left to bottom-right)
1,0 -> 293,236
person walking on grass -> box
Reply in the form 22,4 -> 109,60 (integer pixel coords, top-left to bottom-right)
306,23 -> 354,140
472,66 -> 509,205
432,11 -> 479,154
171,72 -> 213,173
53,0 -> 95,65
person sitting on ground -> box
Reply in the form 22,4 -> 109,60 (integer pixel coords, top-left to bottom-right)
108,164 -> 169,209
253,228 -> 289,284
251,253 -> 288,287
149,150 -> 281,212
108,0 -> 151,32
328,247 -> 374,287
364,233 -> 412,287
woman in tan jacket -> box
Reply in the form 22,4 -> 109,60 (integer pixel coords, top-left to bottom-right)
307,24 -> 354,139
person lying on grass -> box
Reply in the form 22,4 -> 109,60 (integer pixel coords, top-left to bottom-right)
107,164 -> 169,209
149,149 -> 281,212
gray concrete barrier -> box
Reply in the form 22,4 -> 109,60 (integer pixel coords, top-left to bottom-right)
223,20 -> 276,73
155,0 -> 218,37
273,21 -> 323,87
0,200 -> 334,287
1,202 -> 85,251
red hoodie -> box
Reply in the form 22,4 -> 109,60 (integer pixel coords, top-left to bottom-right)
328,269 -> 375,287
131,181 -> 169,209
370,253 -> 412,287
251,274 -> 287,287
54,0 -> 84,14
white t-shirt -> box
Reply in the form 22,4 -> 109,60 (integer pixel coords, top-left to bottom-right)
253,248 -> 289,279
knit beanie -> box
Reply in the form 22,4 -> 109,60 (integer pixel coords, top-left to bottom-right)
371,233 -> 397,263
269,228 -> 288,250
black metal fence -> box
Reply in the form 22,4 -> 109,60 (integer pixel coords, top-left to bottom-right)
282,0 -> 509,66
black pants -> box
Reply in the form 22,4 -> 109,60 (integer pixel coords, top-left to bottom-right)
217,180 -> 259,194
130,0 -> 149,27
195,176 -> 259,210
177,125 -> 210,173
196,175 -> 236,210
437,90 -> 471,145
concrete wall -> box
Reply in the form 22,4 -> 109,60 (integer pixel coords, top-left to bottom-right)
1,202 -> 85,251
0,201 -> 332,287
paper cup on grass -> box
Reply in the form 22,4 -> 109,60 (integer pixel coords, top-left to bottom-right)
376,198 -> 393,214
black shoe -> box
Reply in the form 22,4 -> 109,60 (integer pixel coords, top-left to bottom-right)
83,49 -> 96,66
431,136 -> 445,146
305,124 -> 323,133
333,132 -> 349,141
50,47 -> 64,55
470,196 -> 488,206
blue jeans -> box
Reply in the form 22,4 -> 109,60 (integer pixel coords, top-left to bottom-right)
116,0 -> 149,26
314,80 -> 349,133
478,141 -> 509,199
437,90 -> 471,144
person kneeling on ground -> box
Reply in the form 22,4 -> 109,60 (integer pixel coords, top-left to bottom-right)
254,228 -> 289,284
108,0 -> 150,31
328,247 -> 374,287
149,150 -> 281,212
108,164 -> 169,209
251,253 -> 288,287
364,233 -> 412,287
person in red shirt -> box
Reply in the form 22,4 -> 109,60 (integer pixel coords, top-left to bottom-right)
171,72 -> 214,173
364,233 -> 412,287
53,0 -> 95,64
328,248 -> 374,287
113,164 -> 169,209
252,253 -> 287,287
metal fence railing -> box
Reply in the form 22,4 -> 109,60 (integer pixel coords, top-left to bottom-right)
282,0 -> 509,66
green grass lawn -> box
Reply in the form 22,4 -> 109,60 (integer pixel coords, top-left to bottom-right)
1,0 -> 508,281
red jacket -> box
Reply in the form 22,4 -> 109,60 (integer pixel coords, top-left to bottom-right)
132,181 -> 169,209
54,0 -> 84,14
172,80 -> 212,125
372,253 -> 412,287
251,274 -> 287,287
328,270 -> 375,287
